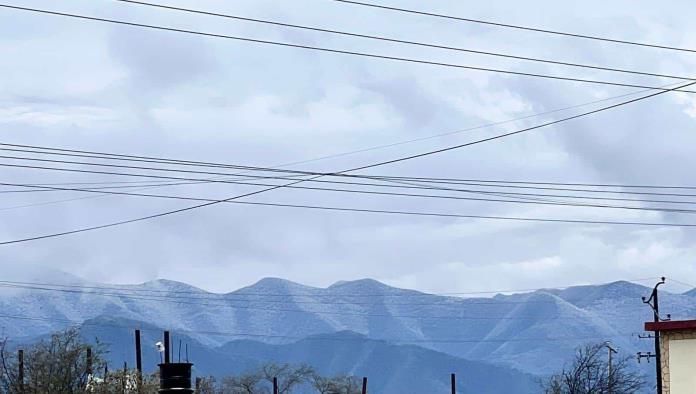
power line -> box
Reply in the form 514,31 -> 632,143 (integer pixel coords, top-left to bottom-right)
6,168 -> 696,212
8,147 -> 696,199
1,4 -> 696,94
5,178 -> 696,217
0,277 -> 661,320
2,179 -> 696,228
5,174 -> 696,208
0,81 -> 687,196
0,282 -> 562,306
0,277 -> 658,297
330,0 -> 696,54
0,282 -> 567,312
0,313 -> 634,343
115,0 -> 696,82
1,80 -> 694,244
375,175 -> 696,191
0,283 -> 561,321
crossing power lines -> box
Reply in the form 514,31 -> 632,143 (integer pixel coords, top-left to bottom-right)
1,80 -> 696,244
329,0 -> 696,54
0,4 -> 695,94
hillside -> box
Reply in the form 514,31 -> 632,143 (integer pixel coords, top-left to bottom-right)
1,276 -> 693,376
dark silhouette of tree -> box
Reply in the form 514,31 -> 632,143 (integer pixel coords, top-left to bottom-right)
542,343 -> 645,394
0,328 -> 106,393
311,374 -> 364,394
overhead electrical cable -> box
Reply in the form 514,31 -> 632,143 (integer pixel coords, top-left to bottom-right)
5,179 -> 696,216
0,313 -> 634,343
1,80 -> 694,244
0,281 -> 664,314
5,169 -> 696,207
7,148 -> 696,199
114,0 -> 696,82
329,0 -> 696,54
0,277 -> 659,297
1,4 -> 695,94
0,283 -> 555,321
2,180 -> 696,227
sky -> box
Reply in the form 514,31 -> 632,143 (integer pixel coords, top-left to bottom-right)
1,0 -> 696,294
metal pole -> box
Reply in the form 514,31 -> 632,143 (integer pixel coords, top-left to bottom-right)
164,331 -> 170,364
451,373 -> 456,394
135,329 -> 142,393
642,277 -> 665,394
362,377 -> 367,394
653,288 -> 662,394
18,349 -> 24,394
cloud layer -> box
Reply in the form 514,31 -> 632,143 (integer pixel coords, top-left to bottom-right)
1,0 -> 695,294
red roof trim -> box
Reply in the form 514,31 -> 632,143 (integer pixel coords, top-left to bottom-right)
645,320 -> 696,332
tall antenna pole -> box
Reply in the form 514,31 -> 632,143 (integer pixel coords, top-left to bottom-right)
604,342 -> 618,394
642,277 -> 667,394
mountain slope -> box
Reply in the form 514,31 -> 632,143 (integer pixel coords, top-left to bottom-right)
56,317 -> 536,394
1,276 -> 690,376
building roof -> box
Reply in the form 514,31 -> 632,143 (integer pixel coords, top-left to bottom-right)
645,319 -> 696,332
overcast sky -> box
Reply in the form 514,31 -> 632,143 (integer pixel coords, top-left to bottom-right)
1,0 -> 696,294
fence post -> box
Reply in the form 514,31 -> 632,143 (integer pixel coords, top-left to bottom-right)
18,349 -> 24,394
86,347 -> 93,376
135,330 -> 142,392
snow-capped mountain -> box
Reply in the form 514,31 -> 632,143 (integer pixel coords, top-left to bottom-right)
1,275 -> 694,377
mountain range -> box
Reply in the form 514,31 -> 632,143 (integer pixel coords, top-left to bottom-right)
2,275 -> 695,392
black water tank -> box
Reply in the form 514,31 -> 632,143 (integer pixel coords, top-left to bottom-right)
159,363 -> 193,394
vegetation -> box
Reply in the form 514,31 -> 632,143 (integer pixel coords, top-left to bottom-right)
0,328 -> 364,393
542,343 -> 645,394
197,362 -> 364,393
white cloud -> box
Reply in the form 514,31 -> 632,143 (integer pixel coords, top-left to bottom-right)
1,0 -> 696,293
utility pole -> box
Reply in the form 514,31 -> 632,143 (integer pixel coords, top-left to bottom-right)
18,349 -> 24,394
451,373 -> 456,394
641,277 -> 668,394
604,342 -> 618,394
361,377 -> 367,394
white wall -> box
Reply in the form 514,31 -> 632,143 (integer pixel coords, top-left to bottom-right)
669,338 -> 696,394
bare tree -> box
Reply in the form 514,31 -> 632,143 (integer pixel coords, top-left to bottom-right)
219,371 -> 266,394
196,376 -> 219,394
260,363 -> 314,394
542,343 -> 645,394
0,328 -> 107,394
311,374 -> 363,394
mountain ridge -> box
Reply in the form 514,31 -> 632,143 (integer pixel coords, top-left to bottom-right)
1,275 -> 693,377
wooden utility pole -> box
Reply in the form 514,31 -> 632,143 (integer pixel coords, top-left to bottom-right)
451,373 -> 456,394
86,347 -> 93,376
273,377 -> 278,394
135,329 -> 142,393
642,277 -> 666,394
17,349 -> 24,394
362,377 -> 367,394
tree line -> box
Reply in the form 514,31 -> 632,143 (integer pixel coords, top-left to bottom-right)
0,327 -> 645,393
0,328 -> 363,393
